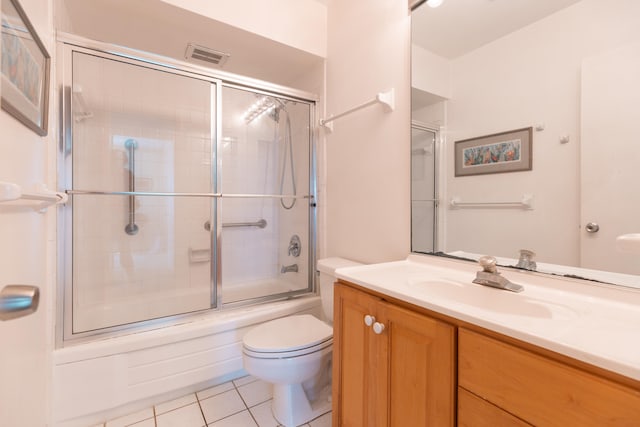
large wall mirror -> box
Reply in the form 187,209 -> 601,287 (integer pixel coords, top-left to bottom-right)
411,0 -> 640,288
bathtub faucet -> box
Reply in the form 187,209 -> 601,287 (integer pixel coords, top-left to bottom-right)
281,264 -> 298,274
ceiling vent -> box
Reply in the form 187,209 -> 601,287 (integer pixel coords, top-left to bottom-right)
185,43 -> 230,67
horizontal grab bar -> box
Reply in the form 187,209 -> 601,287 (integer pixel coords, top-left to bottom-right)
204,219 -> 267,231
66,190 -> 313,200
223,219 -> 267,229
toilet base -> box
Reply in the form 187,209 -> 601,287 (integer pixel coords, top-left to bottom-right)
272,382 -> 332,427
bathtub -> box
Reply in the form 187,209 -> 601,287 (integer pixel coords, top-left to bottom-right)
52,295 -> 322,427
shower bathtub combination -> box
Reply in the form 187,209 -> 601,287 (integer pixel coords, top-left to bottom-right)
53,35 -> 320,426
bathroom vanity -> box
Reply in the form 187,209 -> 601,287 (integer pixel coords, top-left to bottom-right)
331,255 -> 640,426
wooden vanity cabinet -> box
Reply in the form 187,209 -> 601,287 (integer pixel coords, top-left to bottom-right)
333,281 -> 640,426
458,328 -> 640,426
332,282 -> 455,427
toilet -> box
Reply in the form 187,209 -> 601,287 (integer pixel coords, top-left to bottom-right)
242,257 -> 362,427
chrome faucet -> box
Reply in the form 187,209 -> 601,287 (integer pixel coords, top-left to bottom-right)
473,256 -> 524,293
515,249 -> 537,271
281,263 -> 298,274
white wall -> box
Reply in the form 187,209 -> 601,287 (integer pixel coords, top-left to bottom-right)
159,0 -> 327,58
443,0 -> 640,266
411,45 -> 451,100
0,0 -> 55,425
324,0 -> 411,263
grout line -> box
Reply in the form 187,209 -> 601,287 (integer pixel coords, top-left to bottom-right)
230,381 -> 261,427
232,382 -> 251,410
196,395 -> 208,427
245,405 -> 261,427
204,409 -> 255,427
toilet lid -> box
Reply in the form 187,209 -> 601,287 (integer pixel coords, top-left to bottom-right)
243,314 -> 332,353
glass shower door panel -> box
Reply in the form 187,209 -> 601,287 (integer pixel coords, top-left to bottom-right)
220,86 -> 311,304
71,52 -> 214,333
72,196 -> 213,332
411,127 -> 437,253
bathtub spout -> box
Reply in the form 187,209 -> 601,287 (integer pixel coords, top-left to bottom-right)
281,264 -> 298,274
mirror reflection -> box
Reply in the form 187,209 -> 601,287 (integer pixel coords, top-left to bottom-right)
411,0 -> 640,287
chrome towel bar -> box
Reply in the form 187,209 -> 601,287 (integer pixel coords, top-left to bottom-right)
449,194 -> 534,210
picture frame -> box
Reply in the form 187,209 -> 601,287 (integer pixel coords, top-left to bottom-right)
454,127 -> 532,177
1,0 -> 50,136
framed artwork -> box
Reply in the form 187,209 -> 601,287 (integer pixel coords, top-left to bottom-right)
1,0 -> 50,136
454,127 -> 532,177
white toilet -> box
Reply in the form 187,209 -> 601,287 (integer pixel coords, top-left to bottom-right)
242,257 -> 362,427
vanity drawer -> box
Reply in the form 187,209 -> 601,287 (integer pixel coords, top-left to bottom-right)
458,387 -> 529,427
458,328 -> 640,426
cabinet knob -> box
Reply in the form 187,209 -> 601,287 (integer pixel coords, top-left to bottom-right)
364,314 -> 375,326
373,322 -> 385,334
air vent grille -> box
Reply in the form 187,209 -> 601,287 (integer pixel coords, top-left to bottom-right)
185,43 -> 230,67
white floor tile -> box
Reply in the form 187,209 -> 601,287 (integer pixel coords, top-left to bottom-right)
309,412 -> 332,427
233,375 -> 258,387
197,382 -> 235,401
130,419 -> 156,427
156,403 -> 205,427
249,401 -> 278,427
200,389 -> 247,424
155,393 -> 197,415
208,410 -> 258,427
105,408 -> 154,427
100,379 -> 330,427
238,379 -> 272,407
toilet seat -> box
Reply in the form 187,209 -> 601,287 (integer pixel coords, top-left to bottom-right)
243,314 -> 332,359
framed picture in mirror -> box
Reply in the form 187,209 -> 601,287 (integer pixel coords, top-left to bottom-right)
1,0 -> 50,136
454,127 -> 532,177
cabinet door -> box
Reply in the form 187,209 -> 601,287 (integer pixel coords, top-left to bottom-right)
333,283 -> 381,427
380,300 -> 455,427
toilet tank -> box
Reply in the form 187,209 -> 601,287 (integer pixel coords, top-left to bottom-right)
316,257 -> 363,323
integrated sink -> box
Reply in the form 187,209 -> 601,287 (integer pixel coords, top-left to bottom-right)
335,253 -> 640,380
406,277 -> 578,321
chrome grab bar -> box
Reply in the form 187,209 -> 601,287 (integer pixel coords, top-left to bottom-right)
124,139 -> 139,235
223,219 -> 267,229
204,219 -> 267,231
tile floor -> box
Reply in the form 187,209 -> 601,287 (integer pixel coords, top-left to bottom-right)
93,375 -> 331,427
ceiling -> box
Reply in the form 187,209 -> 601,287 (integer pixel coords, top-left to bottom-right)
412,0 -> 583,59
58,0 -> 324,88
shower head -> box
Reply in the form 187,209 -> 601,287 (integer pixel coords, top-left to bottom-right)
243,96 -> 287,124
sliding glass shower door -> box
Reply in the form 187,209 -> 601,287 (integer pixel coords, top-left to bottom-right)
219,87 -> 311,304
68,51 -> 215,333
61,43 -> 315,340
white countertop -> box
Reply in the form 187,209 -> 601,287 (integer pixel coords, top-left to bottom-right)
336,254 -> 640,381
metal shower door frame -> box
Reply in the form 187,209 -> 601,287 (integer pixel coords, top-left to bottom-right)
56,33 -> 318,346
